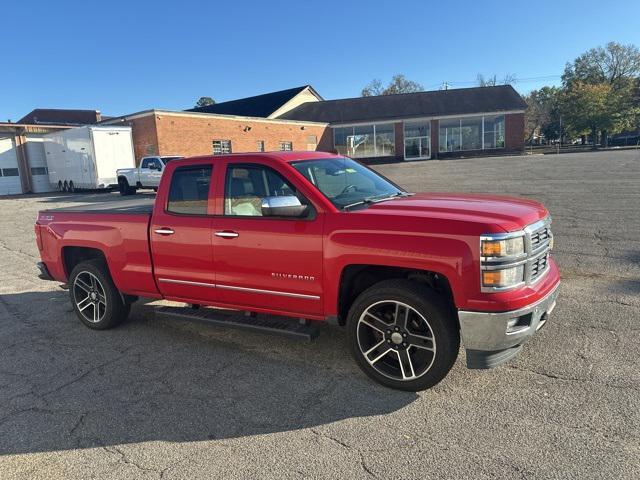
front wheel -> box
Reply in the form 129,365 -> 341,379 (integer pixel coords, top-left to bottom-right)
347,279 -> 459,391
69,259 -> 130,330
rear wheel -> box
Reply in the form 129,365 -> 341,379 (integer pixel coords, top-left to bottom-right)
69,259 -> 130,330
118,177 -> 136,196
347,279 -> 459,391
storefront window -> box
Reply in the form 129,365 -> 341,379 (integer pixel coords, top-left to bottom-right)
439,119 -> 461,152
333,124 -> 396,158
439,115 -> 506,152
484,115 -> 505,148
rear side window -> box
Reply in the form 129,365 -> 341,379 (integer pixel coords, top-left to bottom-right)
167,166 -> 212,215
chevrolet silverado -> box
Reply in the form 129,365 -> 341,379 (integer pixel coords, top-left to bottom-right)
35,152 -> 559,391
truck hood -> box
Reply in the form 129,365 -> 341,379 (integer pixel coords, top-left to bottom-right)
360,193 -> 548,232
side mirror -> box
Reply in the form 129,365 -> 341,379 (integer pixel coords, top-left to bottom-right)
261,196 -> 308,218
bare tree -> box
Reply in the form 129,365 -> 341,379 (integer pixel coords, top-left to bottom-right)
361,75 -> 424,96
477,73 -> 517,87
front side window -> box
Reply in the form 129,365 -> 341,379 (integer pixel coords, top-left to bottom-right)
213,140 -> 232,155
167,166 -> 212,215
291,157 -> 404,210
141,158 -> 154,169
225,164 -> 298,216
279,141 -> 293,151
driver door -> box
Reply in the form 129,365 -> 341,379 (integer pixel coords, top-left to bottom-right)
212,160 -> 324,317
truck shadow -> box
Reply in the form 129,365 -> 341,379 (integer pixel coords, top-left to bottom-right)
0,290 -> 417,456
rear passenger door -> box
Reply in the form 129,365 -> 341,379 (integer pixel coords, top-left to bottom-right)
151,164 -> 219,303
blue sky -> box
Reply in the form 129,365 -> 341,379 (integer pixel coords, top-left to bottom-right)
3,0 -> 639,121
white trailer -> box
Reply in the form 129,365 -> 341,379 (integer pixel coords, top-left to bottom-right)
43,126 -> 135,192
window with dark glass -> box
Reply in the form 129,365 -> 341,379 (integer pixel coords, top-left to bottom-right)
30,167 -> 48,175
225,164 -> 297,216
142,158 -> 160,169
213,140 -> 232,155
167,166 -> 212,215
2,168 -> 19,177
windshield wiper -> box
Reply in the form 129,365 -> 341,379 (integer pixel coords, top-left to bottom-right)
342,192 -> 412,211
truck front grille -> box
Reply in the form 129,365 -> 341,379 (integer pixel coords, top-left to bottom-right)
524,219 -> 553,284
529,252 -> 550,282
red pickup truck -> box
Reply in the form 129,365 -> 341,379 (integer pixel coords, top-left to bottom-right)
35,152 -> 559,391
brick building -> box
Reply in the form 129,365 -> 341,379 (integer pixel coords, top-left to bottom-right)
104,84 -> 526,165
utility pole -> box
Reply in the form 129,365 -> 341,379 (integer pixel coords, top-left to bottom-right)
557,115 -> 562,155
441,82 -> 450,90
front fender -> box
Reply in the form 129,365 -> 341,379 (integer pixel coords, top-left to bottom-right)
323,229 -> 474,316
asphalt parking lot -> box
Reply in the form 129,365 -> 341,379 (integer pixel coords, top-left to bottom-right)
1,150 -> 638,479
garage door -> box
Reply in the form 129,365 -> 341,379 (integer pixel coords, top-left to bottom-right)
0,136 -> 23,195
26,135 -> 53,193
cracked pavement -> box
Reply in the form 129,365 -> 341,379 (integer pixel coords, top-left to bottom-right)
1,150 -> 639,479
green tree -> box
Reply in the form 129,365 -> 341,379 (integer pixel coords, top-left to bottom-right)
561,82 -> 624,147
361,75 -> 424,96
562,42 -> 640,145
195,96 -> 216,107
524,86 -> 562,143
562,42 -> 640,88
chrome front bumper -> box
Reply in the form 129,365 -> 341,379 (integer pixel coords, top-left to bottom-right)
458,283 -> 559,368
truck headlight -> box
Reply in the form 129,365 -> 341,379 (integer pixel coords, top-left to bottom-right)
482,265 -> 525,288
481,236 -> 525,258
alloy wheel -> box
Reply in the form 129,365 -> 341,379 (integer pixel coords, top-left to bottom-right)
73,271 -> 107,323
357,300 -> 436,381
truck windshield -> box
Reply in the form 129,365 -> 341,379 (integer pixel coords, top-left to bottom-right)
291,157 -> 407,210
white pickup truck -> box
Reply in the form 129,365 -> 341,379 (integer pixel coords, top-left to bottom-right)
116,156 -> 182,195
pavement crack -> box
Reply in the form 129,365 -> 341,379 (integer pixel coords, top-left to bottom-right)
103,446 -> 159,474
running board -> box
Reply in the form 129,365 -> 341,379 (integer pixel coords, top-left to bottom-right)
156,306 -> 319,341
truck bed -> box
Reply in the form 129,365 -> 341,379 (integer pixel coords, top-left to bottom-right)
44,197 -> 155,215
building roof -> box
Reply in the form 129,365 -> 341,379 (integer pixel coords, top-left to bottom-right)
17,108 -> 101,125
278,85 -> 527,124
186,85 -> 320,118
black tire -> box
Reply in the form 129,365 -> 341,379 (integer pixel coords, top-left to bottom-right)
69,259 -> 130,330
346,279 -> 459,391
118,178 -> 130,196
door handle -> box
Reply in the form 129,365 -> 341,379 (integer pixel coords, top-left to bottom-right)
154,228 -> 175,235
215,230 -> 239,238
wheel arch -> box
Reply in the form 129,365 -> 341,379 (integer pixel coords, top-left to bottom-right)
62,246 -> 108,279
335,264 -> 456,326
